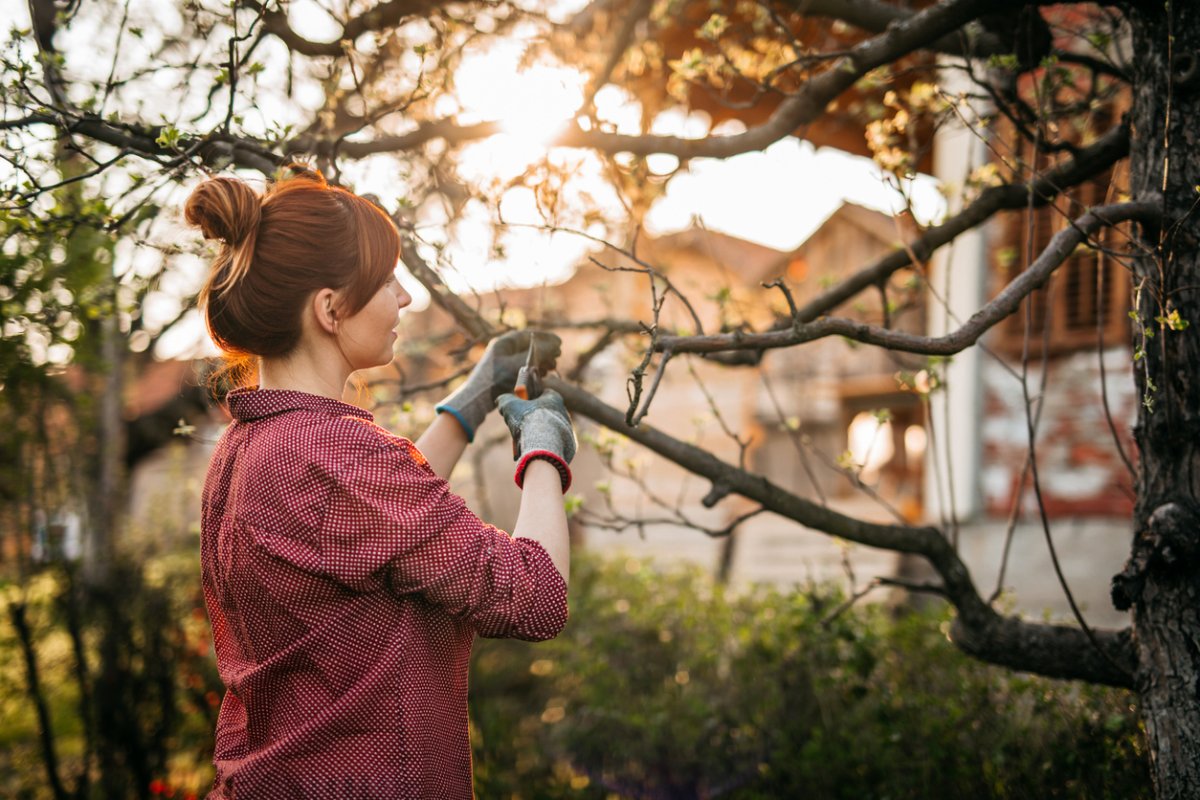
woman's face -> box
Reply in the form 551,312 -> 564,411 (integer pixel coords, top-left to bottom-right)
337,271 -> 412,370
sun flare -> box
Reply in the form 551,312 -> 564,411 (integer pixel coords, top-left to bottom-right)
455,44 -> 585,165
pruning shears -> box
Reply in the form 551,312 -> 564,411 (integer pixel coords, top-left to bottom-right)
511,338 -> 543,458
512,337 -> 543,401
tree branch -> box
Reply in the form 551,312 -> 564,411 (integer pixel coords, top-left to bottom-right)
290,120 -> 503,159
17,111 -> 282,174
268,0 -> 1014,161
581,0 -> 656,110
781,0 -> 1008,59
397,235 -> 493,339
551,0 -> 1012,158
252,0 -> 445,58
651,201 -> 1159,357
788,121 -> 1130,324
550,374 -> 1135,687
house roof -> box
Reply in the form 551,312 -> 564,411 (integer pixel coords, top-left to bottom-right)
400,201 -> 910,329
647,202 -> 907,281
648,226 -> 790,279
792,201 -> 906,251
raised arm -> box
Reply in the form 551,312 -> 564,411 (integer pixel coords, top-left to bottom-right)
499,389 -> 577,584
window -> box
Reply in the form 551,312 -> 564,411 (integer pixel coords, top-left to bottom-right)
838,383 -> 925,522
995,167 -> 1131,357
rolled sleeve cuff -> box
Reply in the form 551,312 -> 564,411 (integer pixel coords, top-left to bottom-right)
473,537 -> 568,642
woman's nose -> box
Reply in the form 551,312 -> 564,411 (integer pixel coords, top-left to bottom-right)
394,283 -> 412,309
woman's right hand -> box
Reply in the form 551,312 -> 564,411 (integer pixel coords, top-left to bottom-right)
497,389 -> 576,492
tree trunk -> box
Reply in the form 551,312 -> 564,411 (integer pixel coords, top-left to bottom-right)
1123,2 -> 1200,797
83,303 -> 124,585
9,600 -> 69,800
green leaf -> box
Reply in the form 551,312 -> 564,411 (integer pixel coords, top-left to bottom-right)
987,53 -> 1020,71
1164,309 -> 1189,331
564,494 -> 584,517
699,13 -> 728,41
154,125 -> 181,149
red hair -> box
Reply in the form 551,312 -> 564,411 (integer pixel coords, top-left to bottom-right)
185,166 -> 401,388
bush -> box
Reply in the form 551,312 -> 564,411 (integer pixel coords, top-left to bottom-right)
469,556 -> 1149,800
2,551 -> 1147,799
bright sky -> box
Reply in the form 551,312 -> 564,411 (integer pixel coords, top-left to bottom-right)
645,137 -> 946,251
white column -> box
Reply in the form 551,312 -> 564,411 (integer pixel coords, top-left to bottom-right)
925,64 -> 987,524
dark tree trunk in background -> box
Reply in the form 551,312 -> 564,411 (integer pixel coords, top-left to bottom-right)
9,601 -> 69,800
85,306 -> 124,586
1122,2 -> 1200,796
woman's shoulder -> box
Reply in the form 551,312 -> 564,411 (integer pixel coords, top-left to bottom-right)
296,411 -> 403,453
248,408 -> 411,474
297,415 -> 438,486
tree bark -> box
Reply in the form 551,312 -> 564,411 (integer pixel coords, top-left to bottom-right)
1121,2 -> 1200,796
8,600 -> 69,800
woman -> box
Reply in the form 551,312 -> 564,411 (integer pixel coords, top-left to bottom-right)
187,165 -> 576,799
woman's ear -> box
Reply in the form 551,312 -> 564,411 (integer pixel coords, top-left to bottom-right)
312,288 -> 339,335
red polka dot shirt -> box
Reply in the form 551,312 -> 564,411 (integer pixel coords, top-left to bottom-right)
200,388 -> 568,799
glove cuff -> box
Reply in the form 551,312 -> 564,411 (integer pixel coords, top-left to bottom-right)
514,450 -> 572,493
435,403 -> 478,443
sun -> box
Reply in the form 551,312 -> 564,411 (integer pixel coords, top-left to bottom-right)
454,42 -> 586,173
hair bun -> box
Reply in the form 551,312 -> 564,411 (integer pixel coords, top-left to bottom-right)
184,176 -> 262,246
278,162 -> 327,187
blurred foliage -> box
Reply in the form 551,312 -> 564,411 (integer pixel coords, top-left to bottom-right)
0,152 -> 149,568
0,550 -> 221,800
2,550 -> 1149,799
470,557 -> 1150,800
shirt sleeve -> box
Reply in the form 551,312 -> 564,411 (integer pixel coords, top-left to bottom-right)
314,433 -> 568,642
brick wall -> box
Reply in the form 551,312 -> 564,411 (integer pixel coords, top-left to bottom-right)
980,347 -> 1137,519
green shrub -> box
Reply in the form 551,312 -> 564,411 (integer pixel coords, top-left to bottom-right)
0,554 -> 221,800
469,556 -> 1149,800
2,551 -> 1148,799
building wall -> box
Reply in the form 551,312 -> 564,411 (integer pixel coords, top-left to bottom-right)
979,348 -> 1137,519
953,518 -> 1132,629
934,346 -> 1139,630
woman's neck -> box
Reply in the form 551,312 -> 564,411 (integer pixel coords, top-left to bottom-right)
258,349 -> 350,400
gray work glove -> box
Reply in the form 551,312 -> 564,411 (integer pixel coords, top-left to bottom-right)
497,389 -> 577,493
435,330 -> 562,442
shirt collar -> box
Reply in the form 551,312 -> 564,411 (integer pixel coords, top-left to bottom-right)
226,387 -> 374,422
